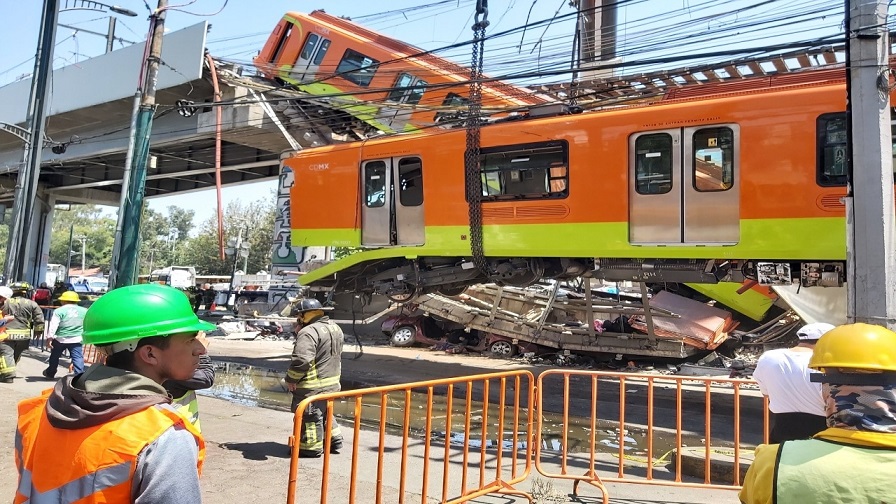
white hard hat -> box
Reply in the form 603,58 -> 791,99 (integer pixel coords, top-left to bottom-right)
797,322 -> 836,341
0,286 -> 12,299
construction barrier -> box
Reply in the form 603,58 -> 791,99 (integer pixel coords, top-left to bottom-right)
534,370 -> 768,503
30,306 -> 105,372
80,344 -> 105,367
287,369 -> 769,503
287,370 -> 535,504
30,307 -> 55,351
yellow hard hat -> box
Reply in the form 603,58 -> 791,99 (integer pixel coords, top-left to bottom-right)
58,291 -> 81,303
809,323 -> 896,373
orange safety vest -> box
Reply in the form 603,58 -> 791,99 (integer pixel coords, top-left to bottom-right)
14,390 -> 205,503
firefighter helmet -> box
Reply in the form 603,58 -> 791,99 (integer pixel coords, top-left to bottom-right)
9,281 -> 30,293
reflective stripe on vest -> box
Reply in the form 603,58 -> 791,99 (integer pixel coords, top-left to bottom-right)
15,392 -> 205,504
776,438 -> 896,503
172,390 -> 201,432
6,329 -> 31,340
17,461 -> 131,504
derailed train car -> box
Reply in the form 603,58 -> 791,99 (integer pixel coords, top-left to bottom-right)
284,66 -> 890,319
254,10 -> 548,137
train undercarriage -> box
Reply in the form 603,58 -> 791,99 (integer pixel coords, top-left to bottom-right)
322,256 -> 847,303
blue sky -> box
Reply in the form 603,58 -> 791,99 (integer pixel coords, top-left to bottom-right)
0,0 -> 845,226
0,0 -> 584,225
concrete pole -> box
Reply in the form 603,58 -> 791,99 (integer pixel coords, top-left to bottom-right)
577,0 -> 617,81
106,16 -> 116,53
109,0 -> 167,289
845,0 -> 896,329
3,0 -> 59,284
80,237 -> 86,273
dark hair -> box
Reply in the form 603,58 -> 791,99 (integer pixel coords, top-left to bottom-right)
103,336 -> 173,371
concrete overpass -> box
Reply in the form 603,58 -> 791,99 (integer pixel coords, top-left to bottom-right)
0,22 -> 351,283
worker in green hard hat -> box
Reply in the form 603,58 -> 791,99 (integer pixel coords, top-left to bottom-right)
15,284 -> 215,503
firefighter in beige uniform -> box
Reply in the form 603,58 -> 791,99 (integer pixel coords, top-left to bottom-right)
285,298 -> 344,457
0,282 -> 45,382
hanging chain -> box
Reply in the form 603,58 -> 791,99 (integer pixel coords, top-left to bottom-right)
465,0 -> 489,275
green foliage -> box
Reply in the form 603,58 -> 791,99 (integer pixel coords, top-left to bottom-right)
24,196 -> 278,279
177,199 -> 277,276
48,205 -> 116,272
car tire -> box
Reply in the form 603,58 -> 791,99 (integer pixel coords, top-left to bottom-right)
489,340 -> 517,358
437,285 -> 466,296
390,325 -> 417,347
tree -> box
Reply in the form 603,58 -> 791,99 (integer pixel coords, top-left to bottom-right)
179,198 -> 276,276
48,205 -> 116,272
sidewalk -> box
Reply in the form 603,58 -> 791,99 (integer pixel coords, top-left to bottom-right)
0,350 -> 740,503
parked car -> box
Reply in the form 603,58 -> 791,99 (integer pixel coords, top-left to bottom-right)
381,313 -> 486,351
380,312 -> 556,358
485,334 -> 554,358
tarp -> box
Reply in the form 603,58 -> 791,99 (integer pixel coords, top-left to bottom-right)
629,290 -> 738,350
772,284 -> 847,325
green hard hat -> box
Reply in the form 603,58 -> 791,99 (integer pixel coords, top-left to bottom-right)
83,283 -> 216,346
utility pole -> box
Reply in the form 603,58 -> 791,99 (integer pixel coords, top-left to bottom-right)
64,224 -> 73,283
845,0 -> 896,329
3,0 -> 59,284
109,0 -> 168,289
576,0 -> 617,82
77,236 -> 87,273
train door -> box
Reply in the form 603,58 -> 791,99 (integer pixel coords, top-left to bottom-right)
289,33 -> 331,82
381,73 -> 428,131
361,157 -> 425,246
629,124 -> 739,245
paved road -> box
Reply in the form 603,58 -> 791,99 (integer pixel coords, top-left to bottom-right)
208,338 -> 767,446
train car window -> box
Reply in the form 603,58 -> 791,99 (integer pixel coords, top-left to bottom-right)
442,93 -> 469,107
364,161 -> 387,208
817,113 -> 848,186
634,134 -> 673,195
692,127 -> 734,192
476,141 -> 569,201
270,23 -> 292,64
312,39 -> 331,65
387,73 -> 428,105
336,49 -> 380,87
398,158 -> 424,206
300,34 -> 321,61
435,93 -> 470,124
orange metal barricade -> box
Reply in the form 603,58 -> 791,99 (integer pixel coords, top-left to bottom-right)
81,344 -> 105,367
286,369 -> 770,503
286,370 -> 535,504
534,370 -> 769,503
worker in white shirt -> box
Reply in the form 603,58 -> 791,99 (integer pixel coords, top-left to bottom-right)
752,322 -> 835,443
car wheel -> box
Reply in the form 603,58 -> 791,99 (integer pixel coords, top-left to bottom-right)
390,325 -> 417,347
489,340 -> 517,358
233,296 -> 250,313
437,285 -> 466,296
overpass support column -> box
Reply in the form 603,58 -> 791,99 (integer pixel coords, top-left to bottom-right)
846,0 -> 896,329
16,188 -> 55,286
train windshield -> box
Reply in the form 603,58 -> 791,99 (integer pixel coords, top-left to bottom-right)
336,49 -> 379,87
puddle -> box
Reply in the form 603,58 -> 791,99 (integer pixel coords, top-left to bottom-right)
202,361 -> 729,459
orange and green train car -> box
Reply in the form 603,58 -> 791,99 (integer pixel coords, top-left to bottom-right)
285,68 -> 891,316
253,10 -> 548,137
